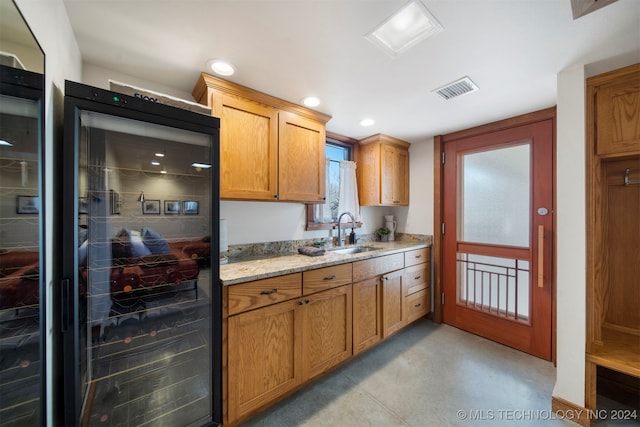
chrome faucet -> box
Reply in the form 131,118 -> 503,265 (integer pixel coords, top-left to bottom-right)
337,212 -> 357,246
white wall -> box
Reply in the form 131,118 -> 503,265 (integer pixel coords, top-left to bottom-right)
553,64 -> 587,406
394,136 -> 434,235
14,1 -> 82,425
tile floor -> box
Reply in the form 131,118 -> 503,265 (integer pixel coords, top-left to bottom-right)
239,319 -> 637,427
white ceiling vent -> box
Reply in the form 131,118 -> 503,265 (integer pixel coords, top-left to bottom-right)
433,76 -> 479,100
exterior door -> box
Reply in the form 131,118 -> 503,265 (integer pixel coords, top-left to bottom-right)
442,119 -> 553,360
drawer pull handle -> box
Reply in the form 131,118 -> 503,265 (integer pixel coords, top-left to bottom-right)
260,288 -> 278,295
415,255 -> 422,259
323,275 -> 336,281
414,303 -> 421,308
414,276 -> 421,280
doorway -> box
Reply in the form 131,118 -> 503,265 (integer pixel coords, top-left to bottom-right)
435,109 -> 555,361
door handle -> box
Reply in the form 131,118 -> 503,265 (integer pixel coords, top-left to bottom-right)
537,225 -> 544,288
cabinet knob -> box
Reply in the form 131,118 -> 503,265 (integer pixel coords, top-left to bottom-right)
273,194 -> 278,199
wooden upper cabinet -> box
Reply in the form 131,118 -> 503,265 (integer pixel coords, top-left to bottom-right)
278,111 -> 326,202
214,92 -> 278,200
193,73 -> 331,202
358,133 -> 410,206
589,63 -> 640,157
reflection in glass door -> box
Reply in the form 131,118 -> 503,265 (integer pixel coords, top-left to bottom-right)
0,67 -> 44,425
62,82 -> 221,426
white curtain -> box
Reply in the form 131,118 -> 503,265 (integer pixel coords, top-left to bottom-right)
314,158 -> 332,223
338,160 -> 360,222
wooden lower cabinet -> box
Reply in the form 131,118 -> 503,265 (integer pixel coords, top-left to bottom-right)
227,284 -> 352,424
303,285 -> 353,380
227,299 -> 302,423
226,247 -> 433,425
406,288 -> 430,323
353,277 -> 383,355
382,269 -> 406,337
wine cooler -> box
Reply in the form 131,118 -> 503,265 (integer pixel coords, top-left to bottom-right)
61,81 -> 221,426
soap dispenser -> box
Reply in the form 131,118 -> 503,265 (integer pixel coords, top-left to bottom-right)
349,229 -> 357,245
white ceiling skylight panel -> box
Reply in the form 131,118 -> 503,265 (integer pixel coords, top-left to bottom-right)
366,0 -> 444,57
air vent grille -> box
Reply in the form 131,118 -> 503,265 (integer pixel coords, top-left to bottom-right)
433,77 -> 479,100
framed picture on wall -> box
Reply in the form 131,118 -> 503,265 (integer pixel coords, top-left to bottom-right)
164,200 -> 181,215
142,200 -> 161,215
183,200 -> 199,215
16,195 -> 39,214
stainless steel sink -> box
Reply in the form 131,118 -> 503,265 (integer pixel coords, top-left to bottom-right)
330,246 -> 381,255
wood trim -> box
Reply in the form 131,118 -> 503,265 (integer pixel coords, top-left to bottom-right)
551,396 -> 591,427
432,135 -> 443,323
586,63 -> 640,88
439,107 -> 557,143
193,73 -> 331,123
359,133 -> 411,148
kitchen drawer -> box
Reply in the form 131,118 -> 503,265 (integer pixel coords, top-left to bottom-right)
228,273 -> 302,315
404,263 -> 430,296
303,263 -> 352,295
406,288 -> 430,323
404,247 -> 430,267
353,253 -> 404,282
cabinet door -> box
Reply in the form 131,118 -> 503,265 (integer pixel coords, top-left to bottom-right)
278,111 -> 326,202
381,145 -> 409,205
214,92 -> 279,200
595,66 -> 640,156
406,288 -> 430,324
353,277 -> 383,355
227,299 -> 302,422
382,269 -> 406,337
302,285 -> 353,381
394,147 -> 410,205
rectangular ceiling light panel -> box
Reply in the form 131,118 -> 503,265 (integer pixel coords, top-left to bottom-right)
366,0 -> 444,57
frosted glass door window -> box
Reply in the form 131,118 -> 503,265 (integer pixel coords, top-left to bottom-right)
458,144 -> 530,247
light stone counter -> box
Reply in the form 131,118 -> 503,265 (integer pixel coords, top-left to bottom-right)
220,241 -> 430,285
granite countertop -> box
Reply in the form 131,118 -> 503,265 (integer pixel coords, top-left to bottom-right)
220,241 -> 430,285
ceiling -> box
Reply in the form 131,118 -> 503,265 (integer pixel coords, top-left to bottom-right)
62,0 -> 640,144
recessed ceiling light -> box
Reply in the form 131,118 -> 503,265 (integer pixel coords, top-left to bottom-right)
302,96 -> 320,107
155,152 -> 165,157
192,162 -> 212,169
151,160 -> 160,166
366,0 -> 443,57
207,59 -> 236,77
160,169 -> 167,174
360,118 -> 375,127
0,140 -> 13,146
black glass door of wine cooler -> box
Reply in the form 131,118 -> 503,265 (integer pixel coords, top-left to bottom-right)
0,65 -> 45,426
61,81 -> 221,426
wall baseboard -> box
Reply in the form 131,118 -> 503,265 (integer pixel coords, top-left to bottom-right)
551,396 -> 590,427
